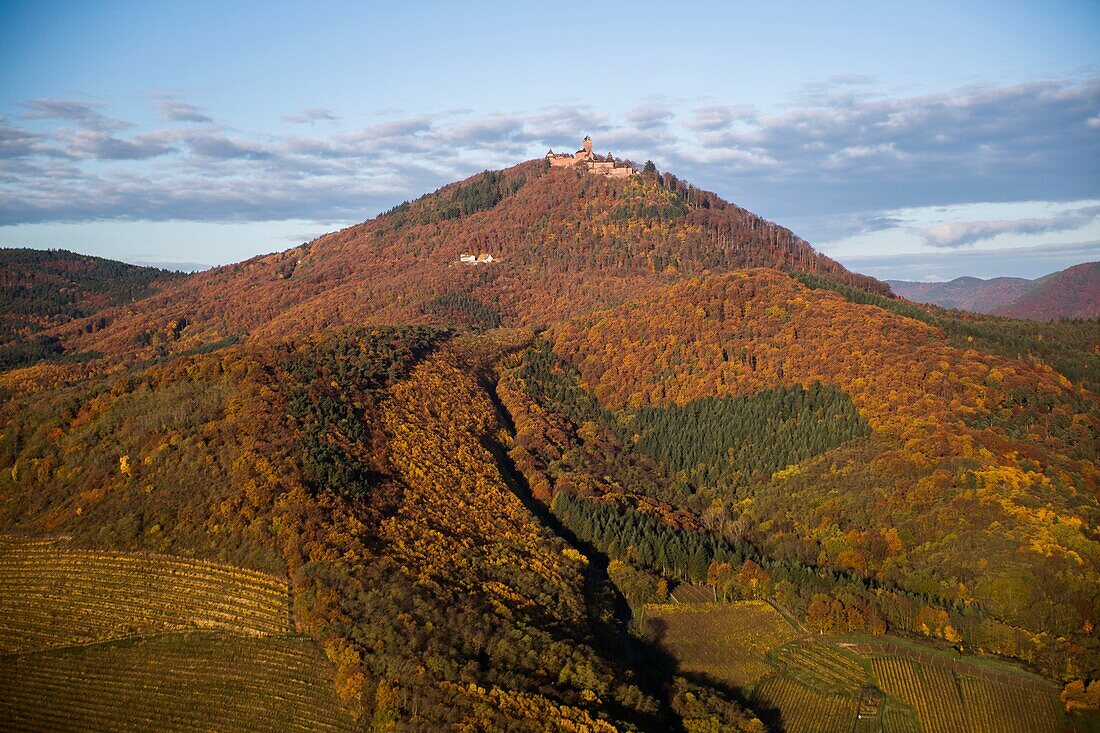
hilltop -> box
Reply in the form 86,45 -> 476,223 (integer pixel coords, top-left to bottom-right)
32,155 -> 883,369
1,147 -> 1097,731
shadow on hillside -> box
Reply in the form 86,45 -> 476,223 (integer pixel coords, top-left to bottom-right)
679,666 -> 785,732
481,372 -> 777,732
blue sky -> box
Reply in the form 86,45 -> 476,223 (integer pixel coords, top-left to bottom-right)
1,0 -> 1098,280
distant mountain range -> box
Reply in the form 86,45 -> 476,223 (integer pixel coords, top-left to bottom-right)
888,261 -> 1099,320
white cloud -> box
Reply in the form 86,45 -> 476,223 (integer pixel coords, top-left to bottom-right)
627,104 -> 674,130
685,105 -> 757,131
149,95 -> 213,124
840,240 -> 1100,280
282,107 -> 338,124
920,206 -> 1100,248
21,99 -> 127,131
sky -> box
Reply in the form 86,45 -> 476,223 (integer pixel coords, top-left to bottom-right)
1,0 -> 1098,280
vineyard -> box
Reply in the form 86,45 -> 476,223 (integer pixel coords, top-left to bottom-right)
957,673 -> 1060,733
753,675 -> 858,733
770,639 -> 869,693
751,649 -> 1064,733
881,707 -> 921,733
866,651 -> 1064,730
0,535 -> 357,731
669,583 -> 715,603
0,631 -> 354,732
871,657 -> 969,733
645,598 -> 1066,733
0,536 -> 290,653
644,601 -> 797,688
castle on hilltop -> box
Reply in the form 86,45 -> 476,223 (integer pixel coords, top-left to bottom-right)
546,136 -> 635,177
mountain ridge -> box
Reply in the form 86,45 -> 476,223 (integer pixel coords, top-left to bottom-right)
887,275 -> 1036,313
0,248 -> 182,371
992,261 -> 1100,320
888,261 -> 1099,320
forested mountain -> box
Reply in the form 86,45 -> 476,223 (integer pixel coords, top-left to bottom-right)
1,158 -> 1097,731
890,261 -> 1099,320
992,261 -> 1100,320
550,271 -> 1097,650
16,161 -> 882,375
0,248 -> 182,370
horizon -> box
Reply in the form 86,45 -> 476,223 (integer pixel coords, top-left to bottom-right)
1,0 -> 1098,280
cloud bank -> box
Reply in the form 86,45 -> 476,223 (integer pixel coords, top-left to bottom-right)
1,77 -> 1097,232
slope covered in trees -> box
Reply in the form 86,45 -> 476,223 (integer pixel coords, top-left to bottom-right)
0,325 -> 763,730
793,271 -> 1100,391
628,384 -> 870,491
1,158 -> 1097,729
991,261 -> 1100,321
22,161 -> 883,375
547,269 -> 1098,678
0,248 -> 182,371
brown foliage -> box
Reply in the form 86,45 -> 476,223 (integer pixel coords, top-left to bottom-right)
40,162 -> 883,369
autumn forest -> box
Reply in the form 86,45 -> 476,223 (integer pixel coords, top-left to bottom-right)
1,159 -> 1097,732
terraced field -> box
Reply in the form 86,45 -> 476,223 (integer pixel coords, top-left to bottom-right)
0,631 -> 355,732
0,535 -> 290,653
771,639 -> 869,693
644,600 -> 797,688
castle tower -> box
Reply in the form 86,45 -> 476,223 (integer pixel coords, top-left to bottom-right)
583,135 -> 593,155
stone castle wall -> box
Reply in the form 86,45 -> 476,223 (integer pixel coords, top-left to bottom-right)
546,138 -> 635,176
